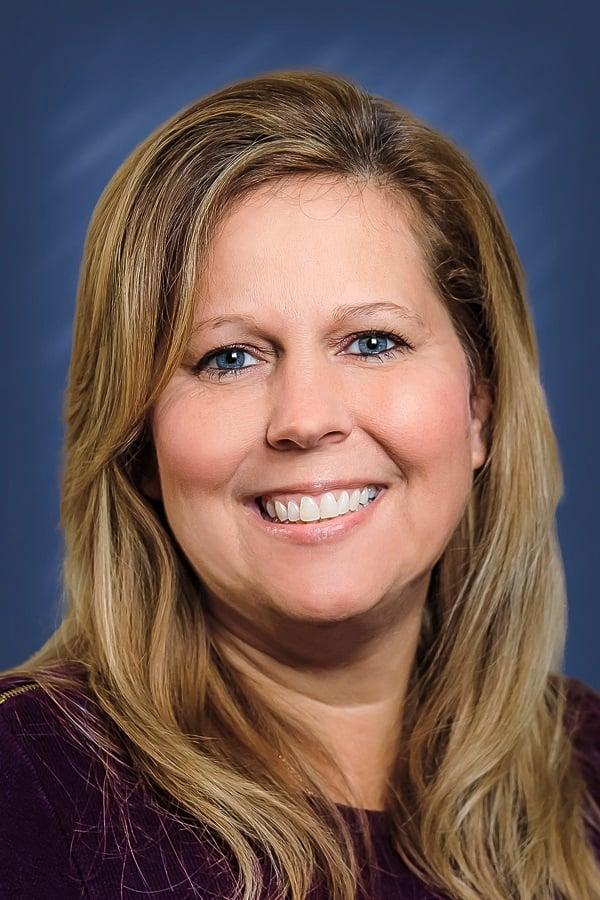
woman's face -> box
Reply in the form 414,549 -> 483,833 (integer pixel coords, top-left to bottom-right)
145,177 -> 490,643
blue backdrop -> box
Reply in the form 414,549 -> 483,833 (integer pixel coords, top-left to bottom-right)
1,1 -> 598,689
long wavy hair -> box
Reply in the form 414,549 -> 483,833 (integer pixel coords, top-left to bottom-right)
3,69 -> 599,899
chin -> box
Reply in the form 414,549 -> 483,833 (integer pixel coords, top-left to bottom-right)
274,589 -> 382,623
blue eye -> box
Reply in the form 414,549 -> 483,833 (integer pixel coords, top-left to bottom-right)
192,329 -> 414,382
197,346 -> 259,378
348,332 -> 399,356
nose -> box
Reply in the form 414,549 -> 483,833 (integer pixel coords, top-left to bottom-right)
265,353 -> 354,450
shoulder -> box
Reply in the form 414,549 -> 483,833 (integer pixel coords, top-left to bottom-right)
0,665 -> 99,757
0,668 -> 97,898
0,664 -> 106,812
562,675 -> 600,822
561,675 -> 600,854
0,666 -> 134,804
562,674 -> 600,745
0,669 -> 245,898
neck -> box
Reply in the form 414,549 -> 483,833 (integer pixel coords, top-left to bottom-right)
208,581 -> 427,809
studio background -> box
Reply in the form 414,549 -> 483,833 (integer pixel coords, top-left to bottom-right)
1,1 -> 598,689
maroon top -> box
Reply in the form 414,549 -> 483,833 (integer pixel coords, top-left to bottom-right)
0,668 -> 598,899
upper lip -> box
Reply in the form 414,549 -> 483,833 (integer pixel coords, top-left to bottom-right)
249,479 -> 386,500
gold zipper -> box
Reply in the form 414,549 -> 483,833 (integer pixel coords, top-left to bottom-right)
0,683 -> 41,705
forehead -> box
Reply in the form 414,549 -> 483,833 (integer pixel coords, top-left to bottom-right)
195,175 -> 437,326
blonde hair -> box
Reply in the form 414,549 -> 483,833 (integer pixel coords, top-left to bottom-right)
4,69 -> 599,899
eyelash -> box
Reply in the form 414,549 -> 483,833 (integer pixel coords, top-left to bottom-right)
191,329 -> 416,382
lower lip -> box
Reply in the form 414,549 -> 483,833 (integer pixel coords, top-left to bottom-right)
241,488 -> 387,545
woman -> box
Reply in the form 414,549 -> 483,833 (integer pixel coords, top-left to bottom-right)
0,69 -> 598,900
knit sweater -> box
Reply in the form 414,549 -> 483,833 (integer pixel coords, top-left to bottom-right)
0,668 -> 598,899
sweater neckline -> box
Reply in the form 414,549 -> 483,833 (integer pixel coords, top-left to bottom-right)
334,801 -> 391,835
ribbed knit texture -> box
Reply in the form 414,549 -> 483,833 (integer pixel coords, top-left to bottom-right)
0,669 -> 598,899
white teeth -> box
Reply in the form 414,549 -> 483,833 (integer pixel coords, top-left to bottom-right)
262,485 -> 380,523
274,500 -> 289,521
318,492 -> 339,520
348,488 -> 361,512
337,491 -> 350,515
299,496 -> 320,522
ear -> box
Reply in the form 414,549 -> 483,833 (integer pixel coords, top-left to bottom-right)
140,469 -> 162,501
469,379 -> 493,471
137,440 -> 163,502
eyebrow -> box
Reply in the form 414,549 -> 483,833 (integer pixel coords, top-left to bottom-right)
192,301 -> 428,334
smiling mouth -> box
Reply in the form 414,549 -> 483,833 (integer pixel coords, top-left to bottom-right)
252,485 -> 385,525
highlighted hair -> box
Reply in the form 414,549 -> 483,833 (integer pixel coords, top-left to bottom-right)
5,70 -> 599,899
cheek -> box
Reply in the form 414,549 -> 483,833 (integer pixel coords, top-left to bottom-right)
371,369 -> 473,481
368,371 -> 475,564
152,388 -> 258,493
